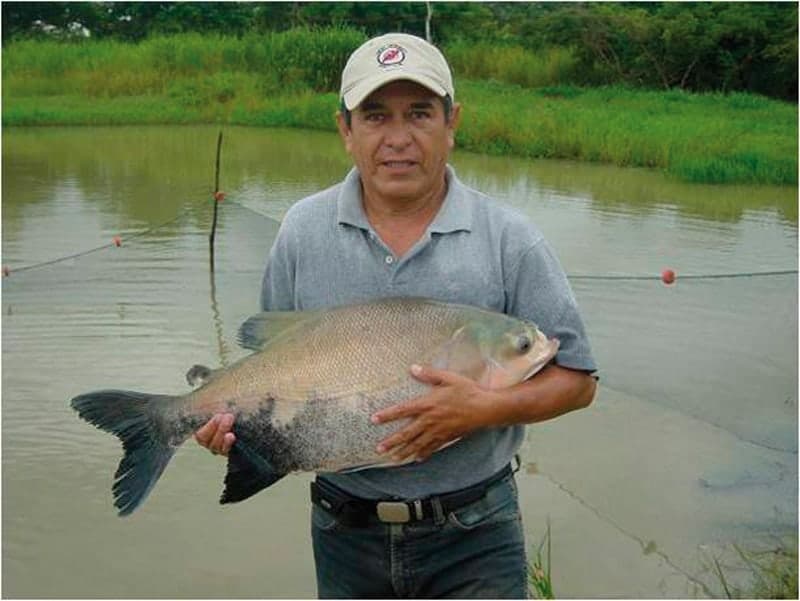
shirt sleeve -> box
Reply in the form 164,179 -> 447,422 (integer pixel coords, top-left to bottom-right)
504,238 -> 597,373
260,217 -> 298,312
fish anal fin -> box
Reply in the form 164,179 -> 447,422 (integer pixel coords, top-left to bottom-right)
220,440 -> 285,504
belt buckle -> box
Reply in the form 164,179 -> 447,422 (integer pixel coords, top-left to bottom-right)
376,501 -> 411,523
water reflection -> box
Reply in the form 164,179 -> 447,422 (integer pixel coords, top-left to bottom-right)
452,151 -> 798,224
2,126 -> 349,227
4,125 -> 796,226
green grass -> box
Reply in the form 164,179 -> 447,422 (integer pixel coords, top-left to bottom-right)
457,82 -> 797,185
528,519 -> 555,599
2,31 -> 797,185
528,526 -> 797,599
703,540 -> 798,599
445,41 -> 581,89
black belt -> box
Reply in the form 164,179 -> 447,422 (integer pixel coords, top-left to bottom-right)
310,464 -> 513,527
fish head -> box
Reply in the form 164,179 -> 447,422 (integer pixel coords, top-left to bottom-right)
432,315 -> 559,390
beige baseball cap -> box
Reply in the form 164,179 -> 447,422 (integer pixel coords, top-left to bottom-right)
340,33 -> 454,110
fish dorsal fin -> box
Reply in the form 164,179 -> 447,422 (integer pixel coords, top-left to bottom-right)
236,310 -> 321,351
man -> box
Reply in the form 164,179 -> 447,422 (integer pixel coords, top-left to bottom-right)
196,32 -> 597,598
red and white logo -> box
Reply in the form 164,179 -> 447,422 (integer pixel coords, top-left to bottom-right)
377,45 -> 406,66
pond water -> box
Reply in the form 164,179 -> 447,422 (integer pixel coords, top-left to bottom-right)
2,125 -> 797,598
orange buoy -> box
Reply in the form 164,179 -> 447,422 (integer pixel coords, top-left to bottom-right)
661,268 -> 676,285
214,191 -> 226,202
112,236 -> 122,247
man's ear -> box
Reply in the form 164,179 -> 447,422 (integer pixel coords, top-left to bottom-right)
447,102 -> 462,149
335,111 -> 353,154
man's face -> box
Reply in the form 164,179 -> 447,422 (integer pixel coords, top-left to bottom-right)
336,80 -> 461,205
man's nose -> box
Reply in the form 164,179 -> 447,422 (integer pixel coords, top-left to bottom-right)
383,117 -> 413,149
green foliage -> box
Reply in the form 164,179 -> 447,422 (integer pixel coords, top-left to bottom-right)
703,540 -> 798,599
445,41 -> 580,88
2,30 -> 797,186
528,520 -> 555,599
1,27 -> 365,96
2,2 -> 795,99
532,2 -> 798,100
455,81 -> 797,185
253,27 -> 366,92
1,1 -> 257,41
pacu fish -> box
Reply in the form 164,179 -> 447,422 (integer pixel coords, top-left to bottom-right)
71,297 -> 559,516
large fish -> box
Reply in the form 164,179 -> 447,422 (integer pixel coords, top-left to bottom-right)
71,297 -> 559,516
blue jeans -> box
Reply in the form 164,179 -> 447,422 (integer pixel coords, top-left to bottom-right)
311,473 -> 528,599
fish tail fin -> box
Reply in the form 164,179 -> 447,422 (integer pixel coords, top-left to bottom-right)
70,390 -> 177,517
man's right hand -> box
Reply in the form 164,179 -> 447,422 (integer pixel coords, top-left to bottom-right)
194,413 -> 236,456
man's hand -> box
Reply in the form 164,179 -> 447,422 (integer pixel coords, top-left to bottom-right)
371,362 -> 597,465
194,413 -> 236,456
371,364 -> 496,464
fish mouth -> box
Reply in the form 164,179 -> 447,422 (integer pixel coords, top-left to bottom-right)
521,361 -> 547,381
521,337 -> 560,380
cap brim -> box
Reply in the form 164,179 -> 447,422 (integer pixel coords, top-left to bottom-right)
342,71 -> 448,110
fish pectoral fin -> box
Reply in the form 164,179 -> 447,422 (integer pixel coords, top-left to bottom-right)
220,441 -> 284,504
236,310 -> 321,351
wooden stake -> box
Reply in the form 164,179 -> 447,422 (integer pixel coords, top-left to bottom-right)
209,130 -> 223,271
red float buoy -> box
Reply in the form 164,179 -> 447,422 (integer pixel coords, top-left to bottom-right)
214,191 -> 226,203
661,268 -> 676,285
112,236 -> 122,247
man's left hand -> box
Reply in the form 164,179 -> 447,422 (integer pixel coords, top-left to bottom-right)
371,364 -> 496,463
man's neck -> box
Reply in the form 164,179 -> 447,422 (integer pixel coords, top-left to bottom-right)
360,177 -> 448,258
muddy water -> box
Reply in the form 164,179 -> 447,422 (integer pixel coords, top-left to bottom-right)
2,125 -> 796,598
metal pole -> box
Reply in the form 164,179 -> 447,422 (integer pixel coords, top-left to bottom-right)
425,1 -> 433,43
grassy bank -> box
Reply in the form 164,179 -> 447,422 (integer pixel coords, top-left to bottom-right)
3,32 -> 797,185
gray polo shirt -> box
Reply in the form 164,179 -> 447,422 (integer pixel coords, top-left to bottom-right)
261,165 -> 596,499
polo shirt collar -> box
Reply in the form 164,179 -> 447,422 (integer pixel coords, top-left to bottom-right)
336,165 -> 472,234
336,168 -> 371,230
431,165 -> 473,234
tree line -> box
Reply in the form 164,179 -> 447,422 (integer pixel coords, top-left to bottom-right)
2,2 -> 796,100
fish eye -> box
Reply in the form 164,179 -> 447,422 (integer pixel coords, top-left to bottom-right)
515,334 -> 532,354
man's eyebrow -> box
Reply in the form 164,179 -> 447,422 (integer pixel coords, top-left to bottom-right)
358,101 -> 385,112
358,99 -> 437,112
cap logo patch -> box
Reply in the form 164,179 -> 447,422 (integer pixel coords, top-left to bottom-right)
377,44 -> 406,67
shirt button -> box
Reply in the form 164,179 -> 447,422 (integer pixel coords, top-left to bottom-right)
385,255 -> 394,264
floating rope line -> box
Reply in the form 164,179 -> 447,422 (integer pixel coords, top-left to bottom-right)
570,269 -> 797,281
3,195 -> 796,285
2,210 -> 188,277
224,200 -> 798,284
